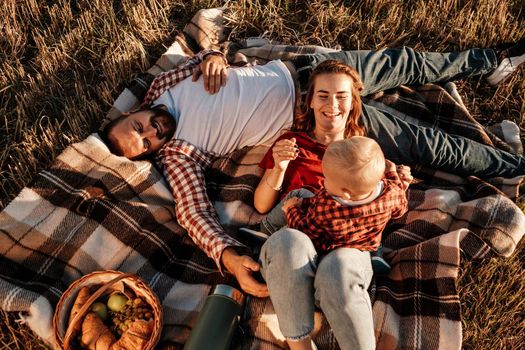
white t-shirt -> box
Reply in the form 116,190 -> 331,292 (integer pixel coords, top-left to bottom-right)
154,60 -> 295,156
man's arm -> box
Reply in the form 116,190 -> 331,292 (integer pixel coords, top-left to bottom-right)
159,139 -> 268,297
191,54 -> 228,94
142,49 -> 227,105
221,248 -> 269,297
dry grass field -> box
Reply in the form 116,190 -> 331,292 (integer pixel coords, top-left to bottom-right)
1,0 -> 524,349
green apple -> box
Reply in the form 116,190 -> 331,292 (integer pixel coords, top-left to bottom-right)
107,293 -> 128,312
91,302 -> 108,320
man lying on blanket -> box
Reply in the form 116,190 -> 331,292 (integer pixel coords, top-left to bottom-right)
100,39 -> 525,297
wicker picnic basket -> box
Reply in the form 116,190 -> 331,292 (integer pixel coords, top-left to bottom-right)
53,270 -> 163,350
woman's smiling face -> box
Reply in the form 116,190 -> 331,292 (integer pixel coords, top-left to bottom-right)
309,73 -> 353,135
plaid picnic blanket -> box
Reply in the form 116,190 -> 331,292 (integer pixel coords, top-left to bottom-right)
1,7 -> 524,350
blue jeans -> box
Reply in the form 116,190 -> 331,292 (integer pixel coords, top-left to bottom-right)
260,229 -> 375,350
290,47 -> 525,178
260,188 -> 315,234
292,47 -> 498,95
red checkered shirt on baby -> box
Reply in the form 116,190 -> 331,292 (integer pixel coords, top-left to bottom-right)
146,50 -> 245,272
286,160 -> 409,253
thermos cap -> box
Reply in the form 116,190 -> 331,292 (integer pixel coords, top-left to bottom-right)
212,284 -> 245,305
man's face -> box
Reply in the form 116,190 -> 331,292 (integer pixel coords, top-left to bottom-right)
107,110 -> 176,159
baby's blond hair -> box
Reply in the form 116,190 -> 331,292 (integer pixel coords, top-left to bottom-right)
322,136 -> 385,192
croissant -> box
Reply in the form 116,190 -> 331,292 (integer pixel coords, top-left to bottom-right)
110,319 -> 153,350
69,286 -> 91,333
81,312 -> 117,350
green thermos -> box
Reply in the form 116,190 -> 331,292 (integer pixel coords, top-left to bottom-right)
183,284 -> 245,350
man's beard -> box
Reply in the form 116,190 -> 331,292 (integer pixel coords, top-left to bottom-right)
153,113 -> 176,141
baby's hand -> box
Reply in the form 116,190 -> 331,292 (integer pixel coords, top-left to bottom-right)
397,165 -> 413,190
282,197 -> 302,213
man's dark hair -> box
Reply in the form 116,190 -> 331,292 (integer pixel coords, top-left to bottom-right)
98,114 -> 127,156
98,105 -> 175,159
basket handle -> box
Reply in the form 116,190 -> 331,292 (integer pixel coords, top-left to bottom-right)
62,273 -> 135,350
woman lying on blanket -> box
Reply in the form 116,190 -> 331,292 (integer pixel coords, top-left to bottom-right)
101,39 -> 525,300
247,60 -> 414,265
249,61 -> 412,350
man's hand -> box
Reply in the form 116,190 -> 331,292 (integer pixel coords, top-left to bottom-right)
221,247 -> 269,298
282,197 -> 302,214
192,54 -> 228,94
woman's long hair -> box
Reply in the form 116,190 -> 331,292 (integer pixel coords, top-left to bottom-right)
293,60 -> 365,138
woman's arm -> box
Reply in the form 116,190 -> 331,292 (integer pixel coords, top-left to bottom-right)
254,137 -> 299,214
254,168 -> 286,214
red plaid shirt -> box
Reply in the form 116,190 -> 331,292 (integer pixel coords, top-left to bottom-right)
157,140 -> 246,272
146,50 -> 245,272
286,160 -> 409,253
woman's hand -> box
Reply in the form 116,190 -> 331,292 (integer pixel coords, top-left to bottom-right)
272,138 -> 299,171
254,137 -> 299,214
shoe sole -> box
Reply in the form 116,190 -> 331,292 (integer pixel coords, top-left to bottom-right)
238,227 -> 270,240
487,53 -> 525,86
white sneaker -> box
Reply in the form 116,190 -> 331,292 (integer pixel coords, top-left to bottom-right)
486,37 -> 525,86
242,36 -> 272,48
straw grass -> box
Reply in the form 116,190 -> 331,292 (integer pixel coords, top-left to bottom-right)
0,0 -> 523,349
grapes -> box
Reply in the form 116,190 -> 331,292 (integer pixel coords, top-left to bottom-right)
108,296 -> 154,336
84,288 -> 154,340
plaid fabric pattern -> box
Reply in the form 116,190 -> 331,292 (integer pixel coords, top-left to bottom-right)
287,161 -> 409,252
158,139 -> 246,271
0,85 -> 523,350
1,8 -> 524,350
